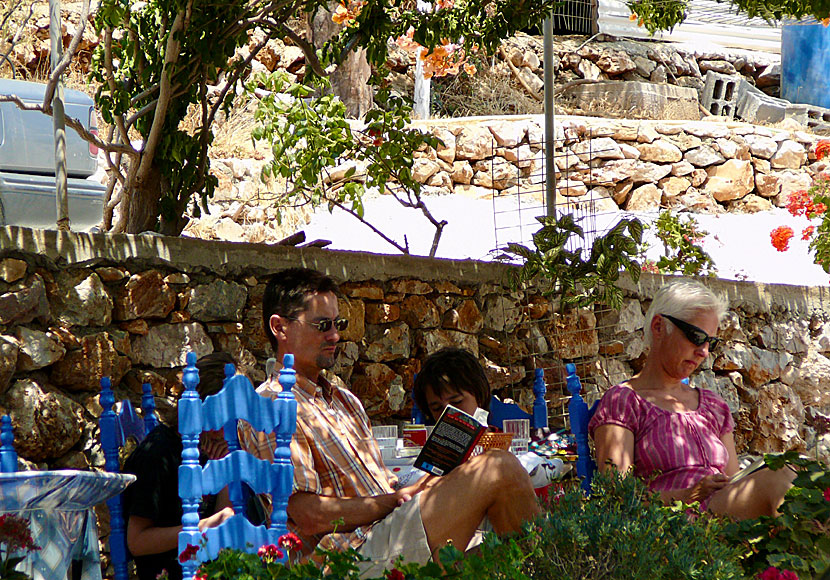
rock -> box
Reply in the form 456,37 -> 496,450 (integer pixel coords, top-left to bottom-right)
15,327 -> 65,371
49,332 -> 131,391
578,58 -> 602,80
337,298 -> 365,343
0,335 -> 19,394
571,137 -> 624,162
186,279 -> 247,322
684,123 -> 730,139
698,60 -> 737,75
0,274 -> 50,326
517,68 -> 544,94
114,271 -> 176,321
415,328 -> 479,356
714,343 -> 792,387
659,175 -> 691,198
704,159 -> 754,201
450,160 -> 474,184
472,162 -> 517,190
350,362 -> 405,416
691,370 -> 740,413
365,303 -> 400,325
0,258 -> 27,283
131,323 -> 213,368
522,50 -> 541,70
775,171 -> 814,207
400,295 -> 440,329
441,299 -> 483,334
546,308 -> 599,359
616,300 -> 644,334
433,127 -> 456,163
628,161 -> 672,183
666,132 -> 702,152
756,63 -> 780,89
650,65 -> 667,83
633,55 -> 656,77
626,183 -> 661,210
5,379 -> 85,462
489,122 -> 527,147
330,341 -> 359,382
454,126 -> 494,160
388,279 -> 432,295
670,160 -> 694,176
728,194 -> 772,213
685,145 -> 725,167
673,188 -> 723,212
596,51 -> 635,75
771,140 -> 808,169
749,382 -> 805,453
715,138 -> 747,160
412,158 -> 441,183
636,139 -> 683,163
365,323 -> 410,362
482,294 -> 521,333
743,134 -> 778,159
755,173 -> 781,197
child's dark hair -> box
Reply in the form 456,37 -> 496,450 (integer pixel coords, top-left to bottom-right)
413,347 -> 490,421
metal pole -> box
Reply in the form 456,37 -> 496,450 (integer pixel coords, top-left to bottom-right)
543,15 -> 555,217
50,0 -> 69,231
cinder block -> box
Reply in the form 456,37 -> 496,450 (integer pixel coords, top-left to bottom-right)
737,90 -> 789,124
701,71 -> 741,118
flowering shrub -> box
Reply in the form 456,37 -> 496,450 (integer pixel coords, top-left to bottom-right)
722,452 -> 830,578
0,514 -> 40,580
768,140 -> 830,269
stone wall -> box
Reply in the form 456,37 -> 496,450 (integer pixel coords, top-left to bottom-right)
2,226 -> 829,473
404,115 -> 820,215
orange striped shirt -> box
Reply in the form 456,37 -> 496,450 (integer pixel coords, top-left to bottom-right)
240,370 -> 396,556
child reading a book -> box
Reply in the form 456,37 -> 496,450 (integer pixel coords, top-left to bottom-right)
413,347 -> 491,423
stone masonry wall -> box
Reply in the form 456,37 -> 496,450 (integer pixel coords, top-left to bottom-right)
1,226 -> 828,474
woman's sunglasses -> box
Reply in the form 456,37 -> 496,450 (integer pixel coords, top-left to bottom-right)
660,314 -> 720,349
289,317 -> 349,333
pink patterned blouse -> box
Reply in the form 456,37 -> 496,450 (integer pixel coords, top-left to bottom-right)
588,384 -> 734,493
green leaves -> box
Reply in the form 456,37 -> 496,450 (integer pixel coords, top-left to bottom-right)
505,213 -> 644,310
644,211 -> 717,277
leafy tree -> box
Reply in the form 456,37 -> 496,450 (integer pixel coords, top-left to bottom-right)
83,0 -> 558,235
628,0 -> 830,34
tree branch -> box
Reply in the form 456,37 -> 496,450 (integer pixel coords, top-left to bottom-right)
135,0 -> 190,183
103,29 -> 132,147
44,0 -> 92,106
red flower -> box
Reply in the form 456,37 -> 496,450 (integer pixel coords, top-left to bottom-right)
257,543 -> 284,563
278,532 -> 303,552
178,543 -> 199,563
758,567 -> 781,580
780,571 -> 798,580
0,514 -> 40,553
770,226 -> 795,252
802,225 -> 815,240
824,487 -> 830,501
386,569 -> 405,580
816,139 -> 830,160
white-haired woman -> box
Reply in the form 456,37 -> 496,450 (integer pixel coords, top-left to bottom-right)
589,279 -> 794,519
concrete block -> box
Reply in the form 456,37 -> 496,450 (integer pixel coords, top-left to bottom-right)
561,80 -> 700,120
737,90 -> 790,124
701,71 -> 741,118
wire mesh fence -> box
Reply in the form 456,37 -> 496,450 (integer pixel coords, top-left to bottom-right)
491,129 -> 636,429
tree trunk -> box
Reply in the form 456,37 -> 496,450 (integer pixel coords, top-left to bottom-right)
308,5 -> 372,119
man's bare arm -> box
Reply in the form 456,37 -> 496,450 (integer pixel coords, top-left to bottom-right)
288,491 -> 402,536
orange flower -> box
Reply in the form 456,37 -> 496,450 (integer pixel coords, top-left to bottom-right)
823,16 -> 830,27
816,139 -> 830,160
629,12 -> 638,21
802,225 -> 815,240
331,0 -> 365,24
770,226 -> 795,252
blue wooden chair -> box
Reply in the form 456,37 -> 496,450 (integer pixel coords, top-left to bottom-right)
178,351 -> 297,579
566,363 -> 598,494
99,378 -> 160,580
0,414 -> 17,472
488,368 -> 549,430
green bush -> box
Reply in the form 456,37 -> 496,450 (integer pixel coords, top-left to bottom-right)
521,471 -> 745,580
722,452 -> 830,579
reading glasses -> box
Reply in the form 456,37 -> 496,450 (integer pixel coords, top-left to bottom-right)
660,314 -> 720,350
288,317 -> 349,333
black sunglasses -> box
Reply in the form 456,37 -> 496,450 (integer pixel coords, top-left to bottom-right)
289,317 -> 348,333
661,314 -> 720,350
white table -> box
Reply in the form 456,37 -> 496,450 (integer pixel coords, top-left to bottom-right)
0,470 -> 135,580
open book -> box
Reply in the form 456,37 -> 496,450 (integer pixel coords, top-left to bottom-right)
729,456 -> 766,484
413,405 -> 487,476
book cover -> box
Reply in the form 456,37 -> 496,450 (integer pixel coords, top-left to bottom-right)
413,405 -> 487,476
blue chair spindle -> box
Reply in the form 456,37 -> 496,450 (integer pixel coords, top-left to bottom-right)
0,414 -> 17,472
178,352 -> 297,579
566,363 -> 598,494
532,368 -> 549,430
141,383 -> 159,433
99,377 -> 130,580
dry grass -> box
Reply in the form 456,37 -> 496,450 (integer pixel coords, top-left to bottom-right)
432,65 -> 544,118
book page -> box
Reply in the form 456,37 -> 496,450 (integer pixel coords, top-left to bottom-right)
729,456 -> 766,484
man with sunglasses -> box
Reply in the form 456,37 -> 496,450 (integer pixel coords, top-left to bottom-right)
589,279 -> 794,520
241,267 -> 540,574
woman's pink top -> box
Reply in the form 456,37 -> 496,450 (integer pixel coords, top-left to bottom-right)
588,384 -> 734,492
